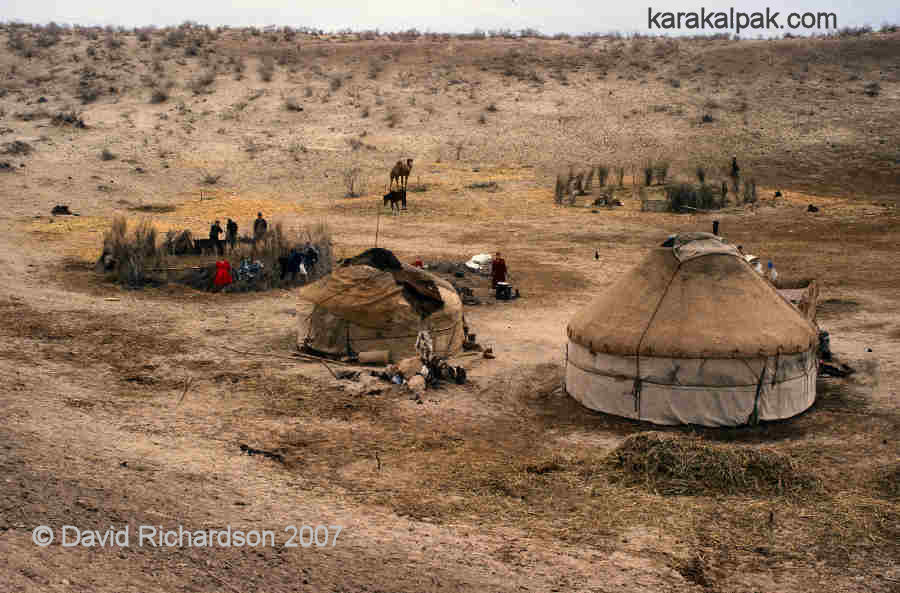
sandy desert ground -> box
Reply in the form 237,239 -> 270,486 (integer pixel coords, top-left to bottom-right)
0,24 -> 899,592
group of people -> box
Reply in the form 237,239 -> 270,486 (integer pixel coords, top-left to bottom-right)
278,243 -> 320,283
208,212 -> 270,256
204,211 -> 321,290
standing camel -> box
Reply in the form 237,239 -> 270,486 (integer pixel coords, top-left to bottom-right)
389,158 -> 413,192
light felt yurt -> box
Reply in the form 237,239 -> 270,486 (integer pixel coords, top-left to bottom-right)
298,248 -> 465,361
565,233 -> 818,427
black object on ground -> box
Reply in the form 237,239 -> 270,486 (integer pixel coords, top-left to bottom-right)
819,362 -> 855,378
239,444 -> 284,463
818,331 -> 832,361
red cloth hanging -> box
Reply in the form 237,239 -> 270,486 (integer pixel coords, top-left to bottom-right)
214,260 -> 233,288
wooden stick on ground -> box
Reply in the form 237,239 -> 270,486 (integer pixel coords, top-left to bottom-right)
219,345 -> 340,379
176,377 -> 193,406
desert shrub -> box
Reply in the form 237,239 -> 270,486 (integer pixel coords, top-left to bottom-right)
77,81 -> 102,104
202,172 -> 222,185
100,148 -> 116,161
864,82 -> 881,97
274,47 -> 300,67
51,110 -> 86,128
164,29 -> 187,47
665,183 -> 721,212
344,166 -> 364,197
329,74 -> 343,91
554,175 -> 565,205
284,96 -> 303,111
106,34 -> 123,50
486,102 -> 498,112
742,178 -> 757,204
36,25 -> 62,48
189,70 -> 216,94
99,217 -> 165,286
696,166 -> 706,184
478,113 -> 487,125
361,105 -> 370,118
7,31 -> 35,57
258,56 -> 275,82
395,71 -> 413,88
583,168 -> 596,193
385,107 -> 401,128
150,85 -> 169,104
288,143 -> 307,161
837,25 -> 872,37
1,140 -> 34,156
654,161 -> 669,185
643,162 -> 654,186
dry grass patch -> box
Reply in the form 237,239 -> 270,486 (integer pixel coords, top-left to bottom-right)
129,203 -> 177,214
606,432 -> 822,497
99,216 -> 166,286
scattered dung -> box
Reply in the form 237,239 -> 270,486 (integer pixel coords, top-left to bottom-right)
606,431 -> 821,497
818,298 -> 861,315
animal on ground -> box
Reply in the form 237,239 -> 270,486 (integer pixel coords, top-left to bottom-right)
383,189 -> 407,213
389,158 -> 413,191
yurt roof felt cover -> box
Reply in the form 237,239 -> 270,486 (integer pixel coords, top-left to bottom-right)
567,233 -> 818,358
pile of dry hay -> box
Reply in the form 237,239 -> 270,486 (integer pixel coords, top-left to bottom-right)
606,432 -> 821,497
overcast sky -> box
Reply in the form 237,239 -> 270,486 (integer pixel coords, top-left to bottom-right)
3,0 -> 898,35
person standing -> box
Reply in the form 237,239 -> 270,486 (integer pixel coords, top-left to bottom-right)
303,241 -> 319,274
225,218 -> 238,252
209,220 -> 224,256
491,252 -> 507,288
253,212 -> 268,242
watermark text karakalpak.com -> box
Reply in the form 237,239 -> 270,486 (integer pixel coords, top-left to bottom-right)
648,7 -> 838,34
